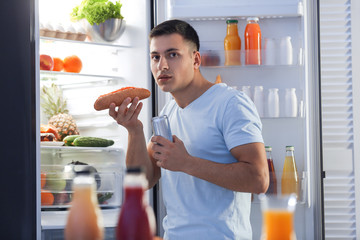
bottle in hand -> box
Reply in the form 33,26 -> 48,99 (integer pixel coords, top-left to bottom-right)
116,167 -> 156,240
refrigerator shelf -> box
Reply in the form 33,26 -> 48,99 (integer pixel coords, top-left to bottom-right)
40,36 -> 131,48
40,70 -> 123,82
166,0 -> 303,20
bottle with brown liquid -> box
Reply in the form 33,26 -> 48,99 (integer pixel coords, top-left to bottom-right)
265,146 -> 277,195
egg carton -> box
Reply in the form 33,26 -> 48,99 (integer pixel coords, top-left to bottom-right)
40,29 -> 87,41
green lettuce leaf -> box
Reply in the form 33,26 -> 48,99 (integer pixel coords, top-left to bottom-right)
71,0 -> 124,25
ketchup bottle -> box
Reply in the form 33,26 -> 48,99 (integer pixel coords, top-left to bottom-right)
245,17 -> 262,65
116,167 -> 156,240
64,166 -> 104,240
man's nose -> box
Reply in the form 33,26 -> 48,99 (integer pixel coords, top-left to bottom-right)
157,56 -> 169,70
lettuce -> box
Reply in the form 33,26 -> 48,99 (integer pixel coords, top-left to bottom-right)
71,0 -> 124,25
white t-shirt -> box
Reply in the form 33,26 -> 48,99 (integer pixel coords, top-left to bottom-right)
159,83 -> 263,240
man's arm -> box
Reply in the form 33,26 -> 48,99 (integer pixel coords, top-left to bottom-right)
151,135 -> 269,193
109,97 -> 160,189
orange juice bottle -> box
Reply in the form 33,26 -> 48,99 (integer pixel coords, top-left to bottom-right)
224,19 -> 241,66
281,146 -> 299,198
244,17 -> 262,65
116,167 -> 155,240
64,167 -> 104,240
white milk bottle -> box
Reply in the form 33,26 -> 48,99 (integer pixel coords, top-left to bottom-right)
279,36 -> 293,65
254,86 -> 264,117
268,88 -> 279,118
285,88 -> 298,117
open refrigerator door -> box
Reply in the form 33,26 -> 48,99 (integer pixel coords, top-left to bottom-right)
37,0 -> 153,237
154,0 -> 323,239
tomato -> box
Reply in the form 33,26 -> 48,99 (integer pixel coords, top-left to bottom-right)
41,190 -> 54,206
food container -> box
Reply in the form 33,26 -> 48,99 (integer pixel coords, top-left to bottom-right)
40,145 -> 125,209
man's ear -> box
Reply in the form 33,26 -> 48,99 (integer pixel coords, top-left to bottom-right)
194,51 -> 201,69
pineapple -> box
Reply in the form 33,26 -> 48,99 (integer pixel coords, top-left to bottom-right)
41,83 -> 80,140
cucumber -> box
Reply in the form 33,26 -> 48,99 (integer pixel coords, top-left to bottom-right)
63,135 -> 81,146
73,137 -> 114,147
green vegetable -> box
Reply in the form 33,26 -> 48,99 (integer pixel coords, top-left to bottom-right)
71,0 -> 124,25
63,135 -> 80,146
73,136 -> 114,147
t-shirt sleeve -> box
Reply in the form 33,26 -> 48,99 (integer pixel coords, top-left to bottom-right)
222,93 -> 264,150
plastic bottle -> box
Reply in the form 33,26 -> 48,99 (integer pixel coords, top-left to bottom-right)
116,167 -> 156,240
64,166 -> 104,240
224,19 -> 241,66
281,146 -> 299,199
279,36 -> 293,65
267,88 -> 279,118
242,86 -> 252,100
285,88 -> 298,117
254,86 -> 264,117
264,38 -> 277,65
265,146 -> 277,195
245,17 -> 262,65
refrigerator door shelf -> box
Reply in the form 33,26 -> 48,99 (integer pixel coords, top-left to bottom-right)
200,48 -> 303,68
166,0 -> 303,20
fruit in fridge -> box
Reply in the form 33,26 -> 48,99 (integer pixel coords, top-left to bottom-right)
52,57 -> 64,72
40,83 -> 80,140
63,55 -> 82,73
41,190 -> 55,206
40,54 -> 54,71
45,172 -> 67,191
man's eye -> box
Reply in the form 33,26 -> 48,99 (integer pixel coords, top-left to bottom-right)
151,55 -> 160,61
169,52 -> 178,58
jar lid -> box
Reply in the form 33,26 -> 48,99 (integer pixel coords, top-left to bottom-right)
126,166 -> 145,174
226,19 -> 238,24
247,17 -> 259,22
265,146 -> 272,151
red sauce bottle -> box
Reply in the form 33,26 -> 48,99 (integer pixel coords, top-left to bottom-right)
116,167 -> 155,240
265,146 -> 277,195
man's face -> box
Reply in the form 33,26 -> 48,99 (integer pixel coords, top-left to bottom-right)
150,33 -> 197,93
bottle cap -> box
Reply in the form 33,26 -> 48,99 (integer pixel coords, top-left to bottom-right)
247,17 -> 259,22
286,146 -> 295,151
126,166 -> 145,174
226,19 -> 238,24
265,146 -> 272,151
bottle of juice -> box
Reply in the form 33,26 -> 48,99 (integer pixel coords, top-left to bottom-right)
224,19 -> 241,66
244,17 -> 262,65
64,166 -> 104,240
116,167 -> 156,240
265,146 -> 277,195
281,146 -> 299,199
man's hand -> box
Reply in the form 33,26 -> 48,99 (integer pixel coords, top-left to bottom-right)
108,97 -> 143,131
150,135 -> 191,172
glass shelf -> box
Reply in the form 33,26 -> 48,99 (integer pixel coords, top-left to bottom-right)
40,36 -> 131,48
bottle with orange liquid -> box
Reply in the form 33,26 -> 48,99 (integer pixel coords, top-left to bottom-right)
64,166 -> 104,240
116,167 -> 156,240
265,146 -> 277,195
244,17 -> 262,65
224,19 -> 241,66
281,146 -> 299,199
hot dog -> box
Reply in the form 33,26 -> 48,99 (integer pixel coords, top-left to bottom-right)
94,87 -> 151,111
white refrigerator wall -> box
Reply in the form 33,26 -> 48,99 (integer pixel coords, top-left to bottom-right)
155,0 -> 321,239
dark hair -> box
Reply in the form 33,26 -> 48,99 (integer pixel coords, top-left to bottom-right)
149,19 -> 200,51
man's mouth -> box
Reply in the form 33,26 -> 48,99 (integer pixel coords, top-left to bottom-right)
157,74 -> 172,82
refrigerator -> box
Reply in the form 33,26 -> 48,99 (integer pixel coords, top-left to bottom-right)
0,0 -> 323,239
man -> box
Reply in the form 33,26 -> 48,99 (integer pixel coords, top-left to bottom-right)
109,19 -> 268,240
